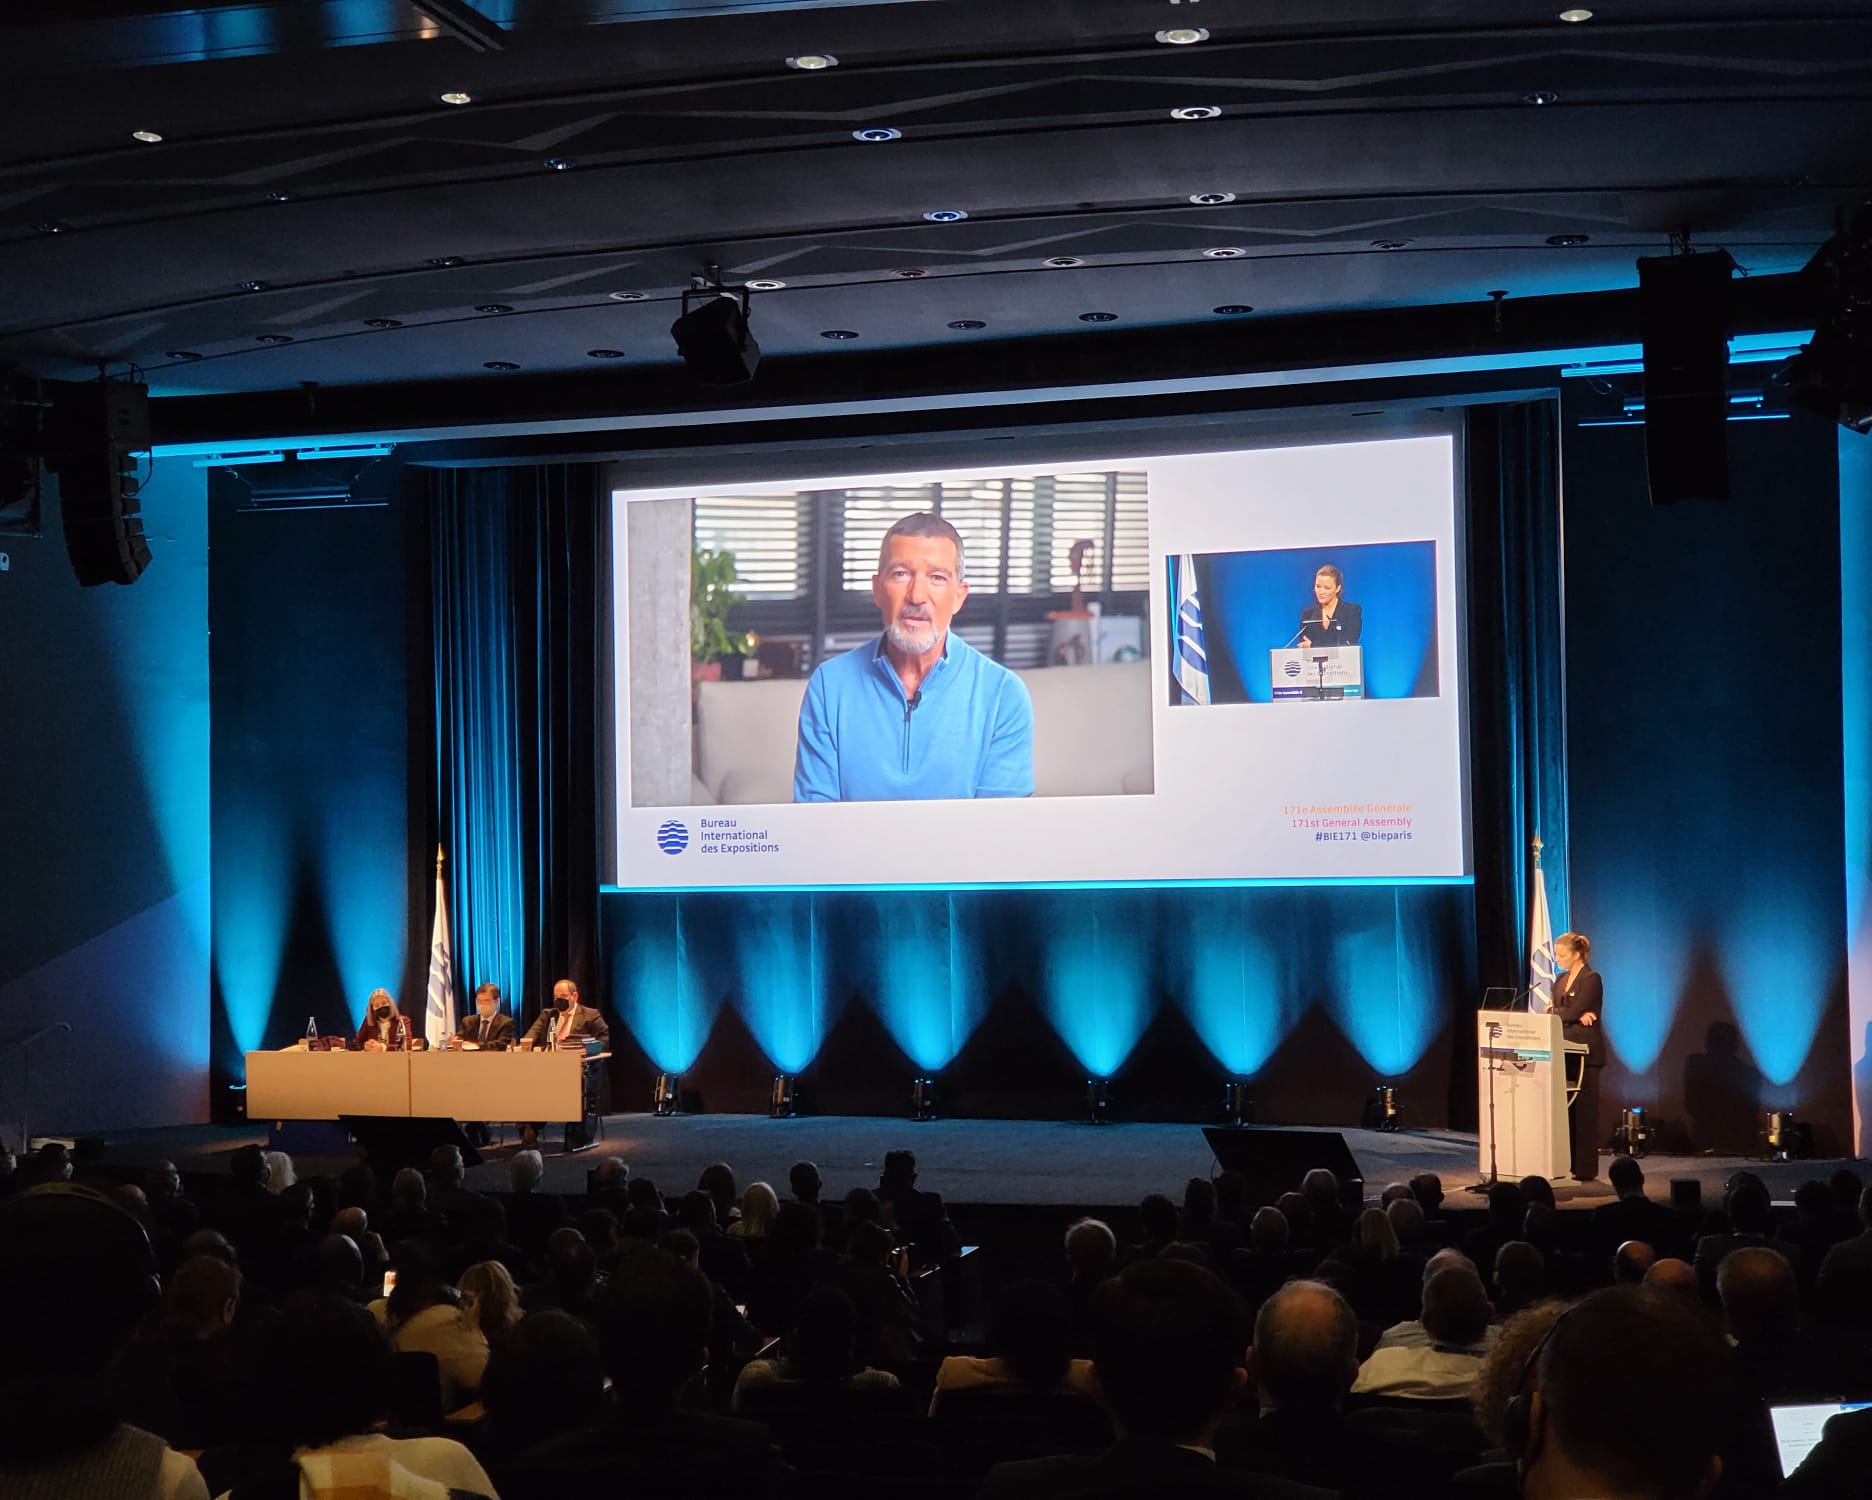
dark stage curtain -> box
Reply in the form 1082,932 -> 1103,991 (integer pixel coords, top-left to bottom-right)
431,465 -> 603,1032
1465,400 -> 1570,1004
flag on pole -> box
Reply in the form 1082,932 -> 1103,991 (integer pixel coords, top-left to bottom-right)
424,846 -> 456,1046
1173,554 -> 1211,706
1527,834 -> 1557,1013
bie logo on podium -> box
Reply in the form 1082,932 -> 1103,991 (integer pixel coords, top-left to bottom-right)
1282,659 -> 1303,678
655,820 -> 689,855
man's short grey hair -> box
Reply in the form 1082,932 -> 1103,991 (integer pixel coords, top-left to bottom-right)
510,1149 -> 545,1193
877,512 -> 965,583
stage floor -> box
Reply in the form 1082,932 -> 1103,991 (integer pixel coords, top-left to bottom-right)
79,1114 -> 1865,1212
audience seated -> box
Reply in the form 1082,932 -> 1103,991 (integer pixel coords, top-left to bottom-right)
1299,1169 -> 1349,1250
1719,1243 -> 1872,1404
370,1239 -> 489,1409
697,1161 -> 741,1230
428,1144 -> 486,1238
521,1226 -> 601,1326
1321,1207 -> 1421,1327
834,1218 -> 921,1363
1352,1265 -> 1491,1400
1612,1238 -> 1656,1285
731,1180 -> 780,1242
733,1284 -> 903,1409
1125,1192 -> 1182,1266
1492,1240 -> 1549,1317
460,1258 -> 525,1345
1372,1247 -> 1480,1352
877,1148 -> 961,1266
931,1279 -> 1097,1413
479,1306 -> 605,1475
1814,1181 -> 1872,1327
1695,1173 -> 1781,1302
788,1159 -> 823,1207
382,1166 -> 438,1245
749,1199 -> 837,1335
505,1148 -> 566,1261
1589,1155 -> 1689,1260
1643,1256 -> 1699,1300
112,1252 -> 261,1451
1217,1280 -> 1366,1489
1064,1214 -> 1118,1353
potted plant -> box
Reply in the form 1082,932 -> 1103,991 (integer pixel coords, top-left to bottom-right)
691,546 -> 753,682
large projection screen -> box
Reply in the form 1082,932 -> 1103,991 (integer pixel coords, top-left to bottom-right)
611,430 -> 1467,890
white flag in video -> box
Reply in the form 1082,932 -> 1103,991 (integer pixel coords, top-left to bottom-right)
424,854 -> 456,1046
1174,553 -> 1211,706
1527,848 -> 1557,1014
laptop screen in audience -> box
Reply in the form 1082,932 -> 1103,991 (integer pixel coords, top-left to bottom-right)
1770,1401 -> 1872,1477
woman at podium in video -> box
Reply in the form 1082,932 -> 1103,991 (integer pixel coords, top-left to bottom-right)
1552,932 -> 1606,1182
1297,564 -> 1362,648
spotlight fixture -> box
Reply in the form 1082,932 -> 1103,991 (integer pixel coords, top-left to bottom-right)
1171,106 -> 1222,121
1213,304 -> 1254,315
544,158 -> 573,171
1078,311 -> 1118,322
364,318 -> 403,329
482,360 -> 520,371
671,281 -> 760,383
1044,256 -> 1086,268
474,303 -> 514,314
1370,239 -> 1412,250
1365,1084 -> 1403,1133
1764,1109 -> 1812,1162
1155,27 -> 1209,44
1777,201 -> 1872,432
853,127 -> 902,142
1223,1081 -> 1255,1127
1087,1077 -> 1112,1126
892,268 -> 929,278
947,319 -> 986,330
166,350 -> 204,361
924,209 -> 968,222
239,280 -> 270,292
132,129 -> 164,143
744,279 -> 787,291
1546,233 -> 1591,247
255,334 -> 293,344
785,53 -> 837,70
1613,1106 -> 1652,1158
1557,7 -> 1593,20
1521,90 -> 1559,106
439,91 -> 474,105
652,1072 -> 681,1116
1189,192 -> 1236,205
427,256 -> 466,268
608,291 -> 648,302
770,1074 -> 798,1118
911,1076 -> 937,1123
586,348 -> 625,359
820,329 -> 860,340
1203,247 -> 1247,259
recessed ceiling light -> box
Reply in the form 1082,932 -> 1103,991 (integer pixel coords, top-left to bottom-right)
1557,8 -> 1593,21
1203,247 -> 1247,259
1155,28 -> 1209,45
892,268 -> 929,278
745,279 -> 787,291
786,53 -> 837,70
853,127 -> 902,143
544,158 -> 573,171
439,91 -> 474,105
132,129 -> 164,144
427,255 -> 465,268
948,319 -> 986,330
587,348 -> 626,359
1170,107 -> 1221,121
265,190 -> 294,203
364,318 -> 403,329
1189,192 -> 1236,206
1370,239 -> 1412,250
35,221 -> 71,235
1044,256 -> 1085,268
166,350 -> 203,360
924,209 -> 968,222
483,360 -> 520,371
607,291 -> 647,302
1213,305 -> 1255,315
255,333 -> 294,344
239,280 -> 270,292
1546,233 -> 1591,247
820,329 -> 860,340
1079,311 -> 1119,323
1522,90 -> 1559,106
475,303 -> 514,314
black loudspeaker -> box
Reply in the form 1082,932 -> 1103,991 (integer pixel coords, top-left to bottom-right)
670,291 -> 760,384
1202,1126 -> 1364,1205
46,378 -> 152,584
1637,250 -> 1735,504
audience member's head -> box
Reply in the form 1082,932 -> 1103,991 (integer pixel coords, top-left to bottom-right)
263,1150 -> 297,1194
620,1205 -> 663,1244
771,1199 -> 824,1259
1494,1240 -> 1548,1314
789,1160 -> 823,1204
1486,1181 -> 1525,1233
1065,1216 -> 1118,1281
1613,1239 -> 1656,1285
1421,1265 -> 1491,1347
1792,1178 -> 1830,1221
1380,1181 -> 1413,1206
316,1233 -> 363,1294
1300,1168 -> 1340,1214
545,1228 -> 598,1298
1276,1191 -> 1311,1238
277,1180 -> 314,1230
146,1159 -> 183,1200
228,1143 -> 267,1190
336,1162 -> 377,1212
390,1167 -> 426,1206
263,1294 -> 393,1450
1249,1280 -> 1358,1412
429,1144 -> 465,1190
1725,1174 -> 1772,1235
697,1162 -> 737,1224
842,1186 -> 881,1229
1517,1287 -> 1731,1500
1472,1301 -> 1568,1447
1644,1257 -> 1698,1301
1355,1207 -> 1400,1262
1410,1172 -> 1445,1215
509,1149 -> 545,1195
483,1307 -> 604,1450
1386,1196 -> 1425,1247
1250,1205 -> 1291,1254
385,1238 -> 454,1324
793,1284 -> 865,1384
843,1218 -> 892,1268
1607,1155 -> 1645,1199
1139,1193 -> 1179,1248
661,1228 -> 700,1266
1522,1202 -> 1560,1249
113,1183 -> 150,1221
459,1259 -> 522,1340
1717,1245 -> 1799,1345
182,1228 -> 237,1266
166,1253 -> 240,1337
1829,1168 -> 1864,1222
1181,1177 -> 1218,1235
881,1149 -> 918,1187
578,1208 -> 619,1256
1089,1259 -> 1249,1447
1517,1175 -> 1557,1211
677,1190 -> 717,1236
739,1181 -> 780,1237
1425,1246 -> 1476,1282
626,1177 -> 662,1215
591,1157 -> 627,1192
331,1204 -> 369,1243
987,1280 -> 1075,1393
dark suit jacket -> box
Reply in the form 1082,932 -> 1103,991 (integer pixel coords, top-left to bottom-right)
455,1011 -> 515,1050
1552,966 -> 1605,1065
1298,600 -> 1361,648
983,1439 -> 1333,1500
522,1002 -> 610,1048
1590,1192 -> 1690,1259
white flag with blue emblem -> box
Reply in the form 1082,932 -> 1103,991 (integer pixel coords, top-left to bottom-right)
424,848 -> 456,1046
1527,846 -> 1557,1013
1173,554 -> 1211,706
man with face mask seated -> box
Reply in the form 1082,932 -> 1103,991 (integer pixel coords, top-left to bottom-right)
520,979 -> 611,1153
352,989 -> 412,1052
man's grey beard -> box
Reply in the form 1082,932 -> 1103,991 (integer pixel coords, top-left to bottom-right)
887,616 -> 940,655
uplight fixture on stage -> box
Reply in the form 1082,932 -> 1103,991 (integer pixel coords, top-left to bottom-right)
653,1073 -> 681,1117
1223,1081 -> 1254,1128
1087,1077 -> 1111,1126
770,1074 -> 797,1120
1365,1085 -> 1402,1133
1613,1105 -> 1651,1158
1764,1109 -> 1811,1162
911,1076 -> 937,1123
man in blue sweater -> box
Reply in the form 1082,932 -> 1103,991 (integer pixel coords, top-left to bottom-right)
794,511 -> 1034,802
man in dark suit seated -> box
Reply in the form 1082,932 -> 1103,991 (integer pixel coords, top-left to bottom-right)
980,1259 -> 1331,1499
876,1148 -> 961,1267
500,1250 -> 792,1500
1589,1155 -> 1689,1260
1695,1174 -> 1783,1303
1815,1181 -> 1872,1327
427,1144 -> 486,1241
1719,1245 -> 1872,1404
1216,1280 -> 1363,1487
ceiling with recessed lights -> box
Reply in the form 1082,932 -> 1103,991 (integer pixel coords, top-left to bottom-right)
0,0 -> 1867,434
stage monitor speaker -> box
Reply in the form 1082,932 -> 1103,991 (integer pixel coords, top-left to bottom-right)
1637,250 -> 1735,505
46,378 -> 152,585
1202,1126 -> 1363,1205
341,1115 -> 483,1176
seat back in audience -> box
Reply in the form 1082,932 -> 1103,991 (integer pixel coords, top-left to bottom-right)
390,1348 -> 446,1432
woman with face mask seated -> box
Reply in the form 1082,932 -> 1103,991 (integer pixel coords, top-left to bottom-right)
352,989 -> 412,1053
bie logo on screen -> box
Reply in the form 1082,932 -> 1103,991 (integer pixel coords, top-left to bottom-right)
655,820 -> 689,855
1282,660 -> 1303,678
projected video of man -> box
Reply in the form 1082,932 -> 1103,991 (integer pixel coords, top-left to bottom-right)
793,512 -> 1035,802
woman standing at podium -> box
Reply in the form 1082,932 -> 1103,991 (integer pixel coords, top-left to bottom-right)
1552,932 -> 1605,1181
1298,564 -> 1362,648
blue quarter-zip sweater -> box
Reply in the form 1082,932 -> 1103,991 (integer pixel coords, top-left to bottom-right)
793,631 -> 1034,802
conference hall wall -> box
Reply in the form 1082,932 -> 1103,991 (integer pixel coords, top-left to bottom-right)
0,463 -> 209,1138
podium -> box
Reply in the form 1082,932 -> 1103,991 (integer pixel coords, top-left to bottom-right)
1269,644 -> 1363,700
1475,1012 -> 1591,1180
